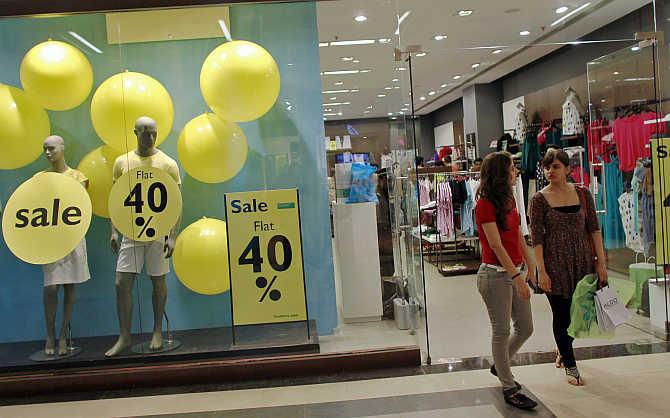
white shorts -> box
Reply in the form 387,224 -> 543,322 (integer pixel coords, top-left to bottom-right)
43,239 -> 91,287
116,236 -> 170,276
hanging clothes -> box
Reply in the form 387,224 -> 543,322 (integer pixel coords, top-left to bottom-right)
536,161 -> 548,191
521,129 -> 540,175
613,112 -> 666,172
515,108 -> 528,142
514,176 -> 529,236
587,119 -> 612,167
461,181 -> 475,236
562,95 -> 584,136
418,177 -> 432,207
599,157 -> 626,249
436,180 -> 454,239
618,191 -> 644,253
641,169 -> 655,256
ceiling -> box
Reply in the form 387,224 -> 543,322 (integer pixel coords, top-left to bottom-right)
316,0 -> 652,121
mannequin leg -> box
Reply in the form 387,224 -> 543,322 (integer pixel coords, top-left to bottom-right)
149,275 -> 167,350
43,285 -> 59,356
58,284 -> 76,355
105,272 -> 136,357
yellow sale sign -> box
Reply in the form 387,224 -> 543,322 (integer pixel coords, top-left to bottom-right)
224,189 -> 308,326
652,138 -> 670,265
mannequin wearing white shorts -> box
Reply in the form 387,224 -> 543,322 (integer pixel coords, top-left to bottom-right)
40,135 -> 91,356
105,117 -> 181,357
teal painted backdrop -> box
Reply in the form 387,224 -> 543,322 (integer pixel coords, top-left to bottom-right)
0,2 -> 337,342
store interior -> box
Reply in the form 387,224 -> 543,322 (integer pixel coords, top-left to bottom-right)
320,0 -> 669,363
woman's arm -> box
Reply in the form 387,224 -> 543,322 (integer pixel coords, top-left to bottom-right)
529,193 -> 551,291
481,222 -> 530,300
519,229 -> 536,281
584,188 -> 608,284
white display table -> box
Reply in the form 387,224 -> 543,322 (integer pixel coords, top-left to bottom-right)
648,277 -> 670,332
333,202 -> 383,323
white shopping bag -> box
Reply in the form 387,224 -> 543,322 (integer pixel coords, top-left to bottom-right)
595,293 -> 615,332
595,286 -> 632,330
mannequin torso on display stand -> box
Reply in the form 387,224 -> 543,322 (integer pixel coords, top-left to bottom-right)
562,88 -> 585,136
106,116 -> 182,357
41,135 -> 91,356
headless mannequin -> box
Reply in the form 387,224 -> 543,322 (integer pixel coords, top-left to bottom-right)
105,117 -> 181,357
42,135 -> 89,356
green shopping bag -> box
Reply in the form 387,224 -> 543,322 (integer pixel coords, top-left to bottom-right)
568,274 -> 615,339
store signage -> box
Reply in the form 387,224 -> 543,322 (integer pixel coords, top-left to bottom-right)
224,189 -> 308,326
1,172 -> 92,264
108,167 -> 182,242
651,138 -> 670,265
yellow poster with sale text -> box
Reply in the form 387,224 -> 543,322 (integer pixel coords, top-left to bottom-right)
652,138 -> 670,265
224,189 -> 308,326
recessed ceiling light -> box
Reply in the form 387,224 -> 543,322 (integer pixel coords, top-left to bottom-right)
385,87 -> 393,90
364,110 -> 371,114
325,108 -> 332,112
322,70 -> 359,75
401,108 -> 409,111
377,94 -> 386,98
551,3 -> 591,27
353,60 -> 360,63
340,56 -> 354,62
363,136 -> 368,139
392,78 -> 400,82
520,30 -> 531,36
458,10 -> 473,17
471,63 -> 481,68
354,15 -> 368,22
367,106 -> 373,109
379,38 -> 392,44
453,75 -> 462,80
387,112 -> 394,116
434,35 -> 447,41
492,49 -> 503,54
335,81 -> 344,86
319,42 -> 329,47
391,116 -> 398,120
330,97 -> 337,100
323,90 -> 351,94
631,46 -> 641,51
428,91 -> 436,96
337,112 -> 343,116
613,71 -> 620,75
393,86 -> 400,89
351,89 -> 360,92
330,39 -> 375,46
396,67 -> 407,71
441,83 -> 448,88
322,102 -> 350,106
420,96 -> 426,101
601,99 -> 606,103
360,69 -> 372,73
416,52 -> 427,57
555,6 -> 569,14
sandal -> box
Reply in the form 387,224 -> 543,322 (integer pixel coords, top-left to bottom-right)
490,364 -> 522,391
566,366 -> 585,386
555,352 -> 564,369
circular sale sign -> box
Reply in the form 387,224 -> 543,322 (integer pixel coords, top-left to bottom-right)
108,167 -> 182,242
1,172 -> 92,264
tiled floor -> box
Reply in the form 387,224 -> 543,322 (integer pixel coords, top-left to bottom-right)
2,352 -> 669,417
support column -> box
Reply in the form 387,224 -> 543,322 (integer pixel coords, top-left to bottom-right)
462,82 -> 504,157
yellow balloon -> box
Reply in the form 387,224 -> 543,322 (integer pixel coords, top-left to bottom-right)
177,113 -> 248,183
200,40 -> 280,122
173,218 -> 230,295
0,84 -> 51,170
76,146 -> 122,218
90,71 -> 174,153
20,40 -> 93,111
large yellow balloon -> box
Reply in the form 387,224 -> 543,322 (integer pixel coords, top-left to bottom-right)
0,84 -> 51,170
200,40 -> 280,122
90,71 -> 174,153
20,40 -> 93,111
173,218 -> 230,295
177,113 -> 248,183
76,145 -> 122,218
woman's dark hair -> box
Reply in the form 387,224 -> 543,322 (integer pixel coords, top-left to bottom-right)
541,148 -> 570,168
415,156 -> 424,167
478,152 -> 514,230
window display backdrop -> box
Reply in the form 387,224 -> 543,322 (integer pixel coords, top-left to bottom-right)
0,1 -> 337,344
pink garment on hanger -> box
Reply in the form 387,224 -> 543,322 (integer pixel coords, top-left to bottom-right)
419,177 -> 432,207
613,112 -> 665,171
436,181 -> 454,238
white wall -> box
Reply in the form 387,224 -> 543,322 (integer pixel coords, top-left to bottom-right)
434,121 -> 455,149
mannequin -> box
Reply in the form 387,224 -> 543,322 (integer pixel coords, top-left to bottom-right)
41,135 -> 91,356
105,116 -> 182,357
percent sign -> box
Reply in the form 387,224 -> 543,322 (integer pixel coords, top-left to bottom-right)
124,182 -> 166,239
256,276 -> 281,302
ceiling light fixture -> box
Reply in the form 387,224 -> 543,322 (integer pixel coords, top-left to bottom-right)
519,30 -> 530,36
420,96 -> 426,101
351,89 -> 360,92
377,94 -> 387,98
330,97 -> 337,100
395,10 -> 411,35
319,42 -> 329,47
453,75 -> 462,80
330,39 -> 376,46
492,49 -> 503,54
385,87 -> 393,90
387,112 -> 394,116
555,6 -> 569,14
364,110 -> 371,114
428,91 -> 436,96
551,2 -> 591,27
323,90 -> 351,94
340,56 -> 354,62
396,67 -> 407,71
354,15 -> 368,22
612,71 -> 620,75
471,63 -> 481,68
440,83 -> 449,88
353,60 -> 360,63
360,69 -> 372,73
458,10 -> 473,17
335,81 -> 344,86
434,35 -> 447,41
631,46 -> 641,51
337,112 -> 343,116
367,106 -> 373,109
416,52 -> 427,57
322,102 -> 350,106
392,78 -> 400,82
68,31 -> 103,54
379,38 -> 392,44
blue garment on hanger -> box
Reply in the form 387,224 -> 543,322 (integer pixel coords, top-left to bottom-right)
461,181 -> 475,236
599,157 -> 626,250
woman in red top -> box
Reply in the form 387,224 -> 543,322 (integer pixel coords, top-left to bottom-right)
476,152 -> 537,410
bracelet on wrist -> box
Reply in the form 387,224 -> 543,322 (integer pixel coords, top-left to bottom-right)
511,272 -> 521,280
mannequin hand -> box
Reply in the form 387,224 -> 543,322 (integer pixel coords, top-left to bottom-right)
110,234 -> 120,254
514,278 -> 531,300
539,270 -> 552,292
596,262 -> 608,285
164,236 -> 176,258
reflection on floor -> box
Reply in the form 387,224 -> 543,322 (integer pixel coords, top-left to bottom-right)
3,352 -> 669,417
320,260 -> 663,360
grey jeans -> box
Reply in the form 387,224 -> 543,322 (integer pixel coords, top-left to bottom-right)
477,264 -> 533,391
